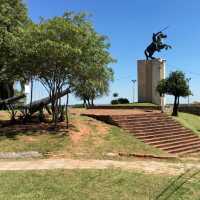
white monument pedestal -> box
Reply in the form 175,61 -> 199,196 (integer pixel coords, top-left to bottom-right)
137,59 -> 166,105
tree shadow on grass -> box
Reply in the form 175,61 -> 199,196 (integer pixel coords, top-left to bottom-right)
0,121 -> 76,140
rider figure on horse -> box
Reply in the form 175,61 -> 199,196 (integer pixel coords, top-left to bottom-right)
152,31 -> 166,52
144,29 -> 171,60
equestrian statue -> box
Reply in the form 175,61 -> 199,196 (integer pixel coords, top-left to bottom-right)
144,27 -> 172,60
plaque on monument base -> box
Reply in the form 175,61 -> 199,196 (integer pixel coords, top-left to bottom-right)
137,59 -> 165,105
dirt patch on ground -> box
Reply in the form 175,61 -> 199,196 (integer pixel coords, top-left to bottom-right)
86,118 -> 109,135
69,119 -> 91,144
0,121 -> 70,137
69,117 -> 110,144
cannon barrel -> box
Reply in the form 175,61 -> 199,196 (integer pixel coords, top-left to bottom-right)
22,88 -> 71,115
0,94 -> 26,106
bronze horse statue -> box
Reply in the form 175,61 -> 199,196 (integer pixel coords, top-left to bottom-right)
144,31 -> 172,60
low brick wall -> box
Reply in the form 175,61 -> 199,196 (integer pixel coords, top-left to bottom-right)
88,105 -> 160,110
81,114 -> 118,126
179,105 -> 200,116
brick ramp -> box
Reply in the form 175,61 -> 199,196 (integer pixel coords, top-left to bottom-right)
83,112 -> 200,155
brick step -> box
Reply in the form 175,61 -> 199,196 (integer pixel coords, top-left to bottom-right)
121,124 -> 181,131
178,147 -> 200,155
125,127 -> 184,134
169,143 -> 200,154
111,113 -> 166,119
113,117 -> 172,123
135,132 -> 191,141
154,137 -> 200,149
147,135 -> 198,146
114,120 -> 174,126
161,140 -> 200,151
111,113 -> 170,118
125,125 -> 184,135
134,130 -> 192,139
142,133 -> 194,143
124,127 -> 186,134
117,119 -> 180,126
123,127 -> 188,134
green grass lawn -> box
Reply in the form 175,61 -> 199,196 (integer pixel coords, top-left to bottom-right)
0,169 -> 200,200
0,133 -> 69,155
174,112 -> 200,135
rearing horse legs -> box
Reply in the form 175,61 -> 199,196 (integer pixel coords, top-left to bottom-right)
149,51 -> 156,60
144,50 -> 149,60
158,44 -> 172,51
145,49 -> 156,60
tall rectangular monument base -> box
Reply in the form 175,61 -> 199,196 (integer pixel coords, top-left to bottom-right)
137,59 -> 165,105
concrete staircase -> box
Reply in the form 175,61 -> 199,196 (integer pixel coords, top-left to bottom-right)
110,113 -> 200,155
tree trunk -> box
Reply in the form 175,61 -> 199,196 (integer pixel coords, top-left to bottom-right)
83,99 -> 87,108
51,93 -> 56,125
65,93 -> 69,128
54,93 -> 58,127
91,98 -> 94,107
172,95 -> 178,116
177,96 -> 180,116
87,99 -> 91,107
30,78 -> 33,108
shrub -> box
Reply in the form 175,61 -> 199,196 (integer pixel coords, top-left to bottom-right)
111,98 -> 129,105
117,98 -> 129,104
111,99 -> 118,105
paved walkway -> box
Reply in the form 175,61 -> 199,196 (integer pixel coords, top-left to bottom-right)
0,159 -> 199,175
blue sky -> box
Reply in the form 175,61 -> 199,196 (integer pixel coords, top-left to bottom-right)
25,0 -> 200,105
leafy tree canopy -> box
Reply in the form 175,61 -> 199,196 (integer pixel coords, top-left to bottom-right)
157,70 -> 191,116
0,0 -> 28,81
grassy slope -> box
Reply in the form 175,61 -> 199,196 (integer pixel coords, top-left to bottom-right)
64,115 -> 167,159
174,112 -> 200,135
65,125 -> 167,160
0,112 -> 167,158
0,169 -> 200,200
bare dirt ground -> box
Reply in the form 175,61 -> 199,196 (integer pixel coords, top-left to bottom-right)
0,158 -> 199,176
0,121 -> 70,135
69,116 -> 109,144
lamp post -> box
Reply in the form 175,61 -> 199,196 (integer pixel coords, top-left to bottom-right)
186,78 -> 191,105
131,79 -> 137,103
